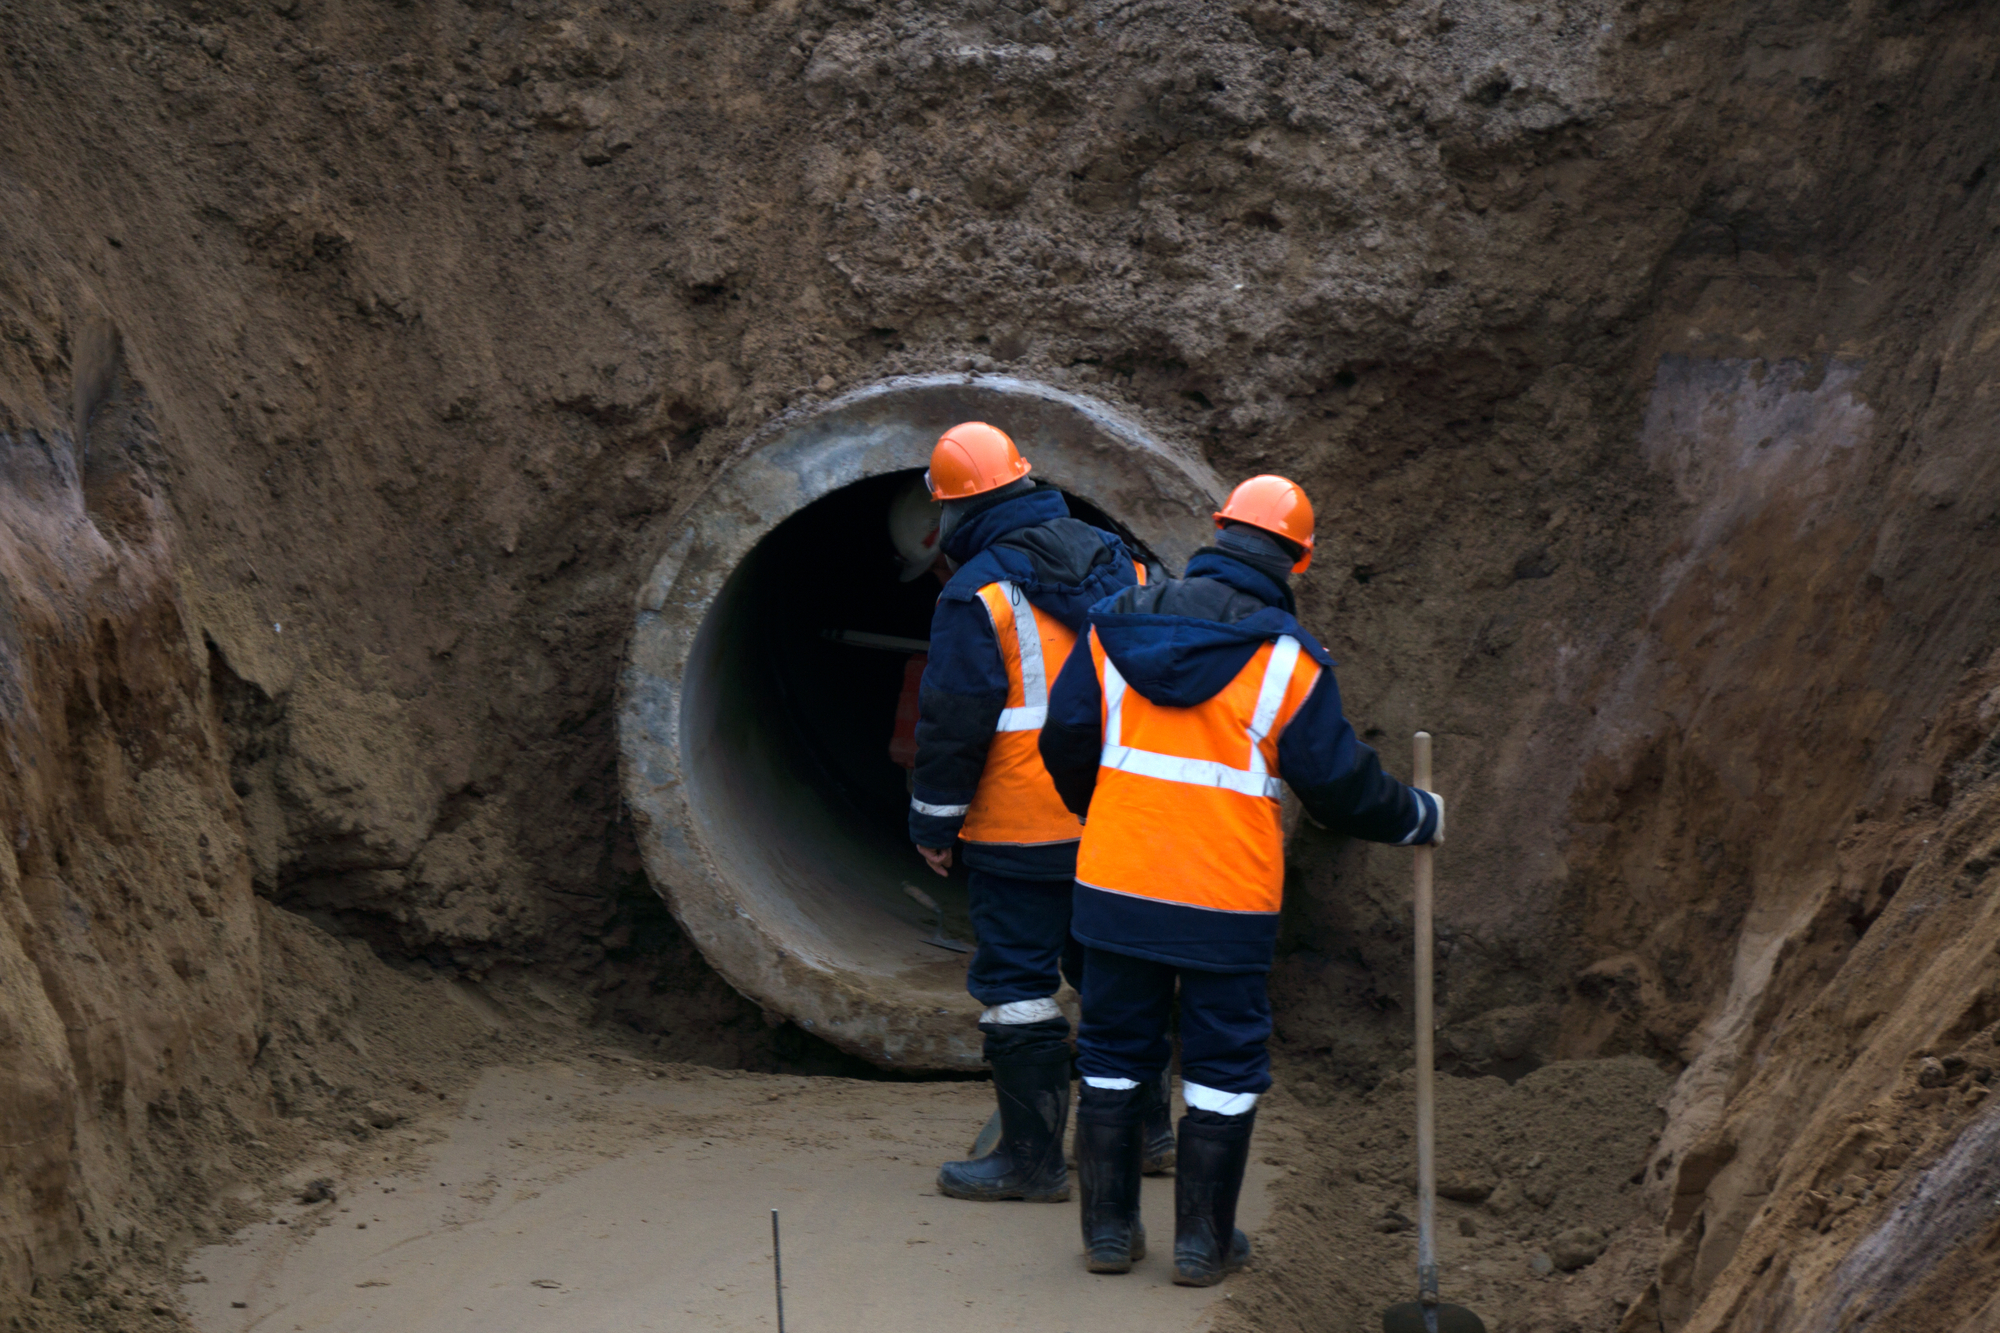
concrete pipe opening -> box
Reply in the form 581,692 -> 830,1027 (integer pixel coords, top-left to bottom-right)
620,376 -> 1221,1070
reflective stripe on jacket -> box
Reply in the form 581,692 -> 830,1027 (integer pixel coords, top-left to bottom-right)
907,486 -> 1145,879
957,581 -> 1086,848
1073,625 -> 1319,916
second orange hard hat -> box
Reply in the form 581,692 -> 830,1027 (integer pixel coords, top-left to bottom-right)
926,422 -> 1032,500
1215,475 -> 1315,572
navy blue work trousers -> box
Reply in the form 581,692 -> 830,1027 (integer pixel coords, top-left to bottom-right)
1076,945 -> 1272,1095
965,869 -> 1083,1007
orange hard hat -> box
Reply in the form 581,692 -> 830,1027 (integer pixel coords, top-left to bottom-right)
926,422 -> 1031,500
1215,475 -> 1315,572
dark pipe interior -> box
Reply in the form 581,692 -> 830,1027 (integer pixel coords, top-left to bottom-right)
681,471 -> 1151,975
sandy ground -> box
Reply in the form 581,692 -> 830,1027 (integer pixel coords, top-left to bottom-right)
146,921 -> 1672,1333
180,1060 -> 1282,1333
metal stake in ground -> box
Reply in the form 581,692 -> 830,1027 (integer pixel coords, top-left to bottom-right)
1383,732 -> 1487,1333
771,1209 -> 786,1333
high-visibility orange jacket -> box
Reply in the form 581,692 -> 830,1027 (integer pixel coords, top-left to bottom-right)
1039,544 -> 1437,970
1072,628 -> 1317,915
908,487 -> 1144,880
956,583 -> 1088,846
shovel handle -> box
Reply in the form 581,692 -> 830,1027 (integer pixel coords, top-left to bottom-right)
1412,732 -> 1438,1304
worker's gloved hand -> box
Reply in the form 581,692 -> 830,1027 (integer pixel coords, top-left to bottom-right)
1419,789 -> 1445,846
918,844 -> 953,876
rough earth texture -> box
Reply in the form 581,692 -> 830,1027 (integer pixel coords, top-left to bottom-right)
4,902 -> 495,1331
5,0 -> 2000,1328
1221,1057 -> 1672,1333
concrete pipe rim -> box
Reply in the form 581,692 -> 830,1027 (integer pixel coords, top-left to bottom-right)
618,374 -> 1222,1071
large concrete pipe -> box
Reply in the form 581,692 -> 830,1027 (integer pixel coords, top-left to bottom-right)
619,375 -> 1221,1070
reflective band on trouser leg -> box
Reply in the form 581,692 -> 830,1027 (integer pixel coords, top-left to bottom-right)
991,583 -> 1047,732
1084,1076 -> 1141,1090
1182,1081 -> 1260,1116
981,996 -> 1064,1025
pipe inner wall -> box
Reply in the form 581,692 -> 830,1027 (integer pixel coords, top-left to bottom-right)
620,376 -> 1220,1069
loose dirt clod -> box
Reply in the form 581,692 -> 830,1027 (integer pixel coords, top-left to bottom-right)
1551,1227 -> 1609,1273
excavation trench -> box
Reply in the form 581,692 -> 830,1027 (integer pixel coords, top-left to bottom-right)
619,375 -> 1222,1070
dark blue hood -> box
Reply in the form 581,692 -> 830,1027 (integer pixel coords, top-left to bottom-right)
941,488 -> 1138,631
1089,549 -> 1329,707
1185,546 -> 1295,615
941,487 -> 1069,565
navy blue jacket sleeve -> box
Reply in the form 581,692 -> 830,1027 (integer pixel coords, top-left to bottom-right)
1039,634 -> 1103,818
1276,670 -> 1437,844
909,595 -> 1007,847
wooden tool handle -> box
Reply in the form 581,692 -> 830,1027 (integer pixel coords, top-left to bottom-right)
1412,731 -> 1439,1304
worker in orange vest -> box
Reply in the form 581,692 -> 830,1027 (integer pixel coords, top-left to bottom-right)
909,422 -> 1154,1204
1040,475 -> 1443,1284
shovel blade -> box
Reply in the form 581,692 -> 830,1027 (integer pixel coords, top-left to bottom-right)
1383,1301 -> 1488,1333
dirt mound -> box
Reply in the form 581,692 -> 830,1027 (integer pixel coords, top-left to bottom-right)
1225,1057 -> 1671,1333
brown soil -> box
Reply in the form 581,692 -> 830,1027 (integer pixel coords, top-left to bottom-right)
7,0 -> 2000,1329
179,1047 -> 1258,1332
8,903 -> 911,1333
23,906 -> 1666,1333
6,907 -> 1669,1333
1222,1057 -> 1672,1333
173,1060 -> 1670,1333
8,904 -> 488,1332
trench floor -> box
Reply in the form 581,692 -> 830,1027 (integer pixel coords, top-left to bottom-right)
179,1060 -> 1279,1332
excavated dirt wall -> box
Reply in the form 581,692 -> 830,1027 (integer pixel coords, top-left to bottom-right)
0,218 -> 265,1305
5,0 -> 2000,1327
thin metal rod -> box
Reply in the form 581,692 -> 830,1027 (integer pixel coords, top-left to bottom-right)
771,1208 -> 785,1333
1412,731 -> 1439,1321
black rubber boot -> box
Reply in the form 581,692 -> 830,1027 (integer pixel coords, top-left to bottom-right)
1140,1070 -> 1177,1175
1076,1084 -> 1148,1273
937,1022 -> 1071,1202
1173,1107 -> 1256,1287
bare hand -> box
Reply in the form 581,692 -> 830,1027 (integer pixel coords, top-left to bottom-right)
918,845 -> 953,876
